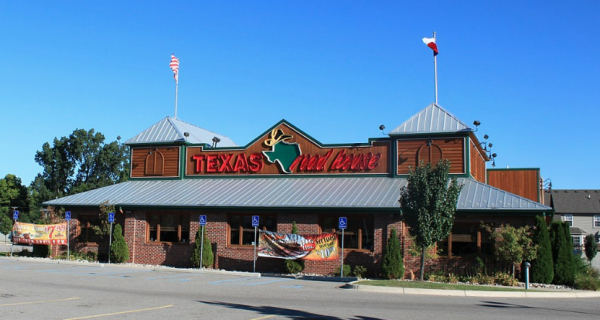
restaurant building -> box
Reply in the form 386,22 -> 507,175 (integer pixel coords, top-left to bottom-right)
44,103 -> 552,277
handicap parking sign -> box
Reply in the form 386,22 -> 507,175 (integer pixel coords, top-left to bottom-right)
65,211 -> 71,221
108,212 -> 115,223
252,215 -> 259,227
339,217 -> 347,230
199,215 -> 207,226
13,210 -> 19,221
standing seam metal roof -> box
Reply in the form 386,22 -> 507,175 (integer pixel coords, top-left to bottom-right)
43,177 -> 551,211
388,103 -> 472,135
125,117 -> 237,147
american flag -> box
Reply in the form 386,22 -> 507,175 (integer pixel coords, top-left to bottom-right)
170,54 -> 180,83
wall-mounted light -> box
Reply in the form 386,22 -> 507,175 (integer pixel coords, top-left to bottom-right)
379,125 -> 385,135
183,132 -> 189,141
212,136 -> 221,148
473,120 -> 481,131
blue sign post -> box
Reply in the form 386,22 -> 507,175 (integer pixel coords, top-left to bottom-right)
252,215 -> 259,273
199,215 -> 207,270
339,217 -> 347,278
66,211 -> 71,261
108,212 -> 114,263
13,210 -> 19,221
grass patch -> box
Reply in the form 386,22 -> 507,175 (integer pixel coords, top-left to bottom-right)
355,280 -> 542,292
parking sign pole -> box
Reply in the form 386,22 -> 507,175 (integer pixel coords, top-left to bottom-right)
108,212 -> 114,264
253,225 -> 257,273
200,225 -> 204,269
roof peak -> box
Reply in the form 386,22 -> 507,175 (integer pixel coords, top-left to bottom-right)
125,116 -> 237,146
388,103 -> 473,136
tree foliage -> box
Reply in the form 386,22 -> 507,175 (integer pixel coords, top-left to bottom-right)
584,233 -> 598,263
29,129 -> 129,211
550,221 -> 575,286
484,223 -> 538,276
0,174 -> 30,230
382,228 -> 404,279
285,221 -> 305,274
399,159 -> 462,281
110,224 -> 130,263
531,215 -> 554,284
192,227 -> 214,268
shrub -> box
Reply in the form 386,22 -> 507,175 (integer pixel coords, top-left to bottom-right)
353,265 -> 367,279
110,224 -> 130,263
550,222 -> 575,286
191,228 -> 214,268
494,272 -> 518,286
284,222 -> 305,274
475,273 -> 495,285
382,228 -> 404,279
574,267 -> 600,291
584,234 -> 598,263
531,216 -> 553,284
33,244 -> 51,258
447,273 -> 459,284
334,264 -> 352,277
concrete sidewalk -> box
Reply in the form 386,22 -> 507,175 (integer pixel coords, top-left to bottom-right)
345,282 -> 600,298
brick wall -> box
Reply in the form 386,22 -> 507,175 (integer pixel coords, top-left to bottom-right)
50,208 -> 537,279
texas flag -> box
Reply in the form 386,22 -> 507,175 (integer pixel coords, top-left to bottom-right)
422,37 -> 438,55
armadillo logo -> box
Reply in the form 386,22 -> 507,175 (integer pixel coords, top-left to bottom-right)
262,129 -> 301,173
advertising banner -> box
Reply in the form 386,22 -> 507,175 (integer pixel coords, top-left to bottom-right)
12,222 -> 68,245
258,230 -> 339,261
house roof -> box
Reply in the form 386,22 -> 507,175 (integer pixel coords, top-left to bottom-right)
388,103 -> 473,136
43,177 -> 551,212
125,117 -> 237,147
545,189 -> 600,214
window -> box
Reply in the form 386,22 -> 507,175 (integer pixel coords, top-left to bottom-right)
572,235 -> 582,253
563,214 -> 573,227
320,215 -> 374,251
147,213 -> 190,243
594,215 -> 600,228
438,223 -> 492,258
79,216 -> 101,243
229,214 -> 276,246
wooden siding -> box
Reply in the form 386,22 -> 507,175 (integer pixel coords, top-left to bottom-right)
186,123 -> 390,176
131,146 -> 180,178
469,140 -> 486,183
397,138 -> 464,174
487,169 -> 540,202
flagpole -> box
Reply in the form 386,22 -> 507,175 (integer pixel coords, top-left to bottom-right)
433,31 -> 438,104
174,80 -> 178,119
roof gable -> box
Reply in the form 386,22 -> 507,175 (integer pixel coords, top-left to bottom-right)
388,103 -> 473,136
125,117 -> 236,147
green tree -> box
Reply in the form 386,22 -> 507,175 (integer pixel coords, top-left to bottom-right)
191,228 -> 214,268
92,202 -> 115,261
531,215 -> 554,284
550,221 -> 575,286
584,233 -> 598,263
285,221 -> 305,274
110,224 -> 130,263
485,224 -> 538,276
382,228 -> 404,279
0,174 -> 30,227
399,159 -> 462,281
30,129 -> 129,210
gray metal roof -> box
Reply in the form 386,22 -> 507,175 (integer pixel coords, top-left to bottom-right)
125,117 -> 237,147
388,103 -> 473,136
44,177 -> 551,212
456,178 -> 551,211
546,189 -> 600,214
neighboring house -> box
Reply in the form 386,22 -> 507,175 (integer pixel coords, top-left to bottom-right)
545,189 -> 600,253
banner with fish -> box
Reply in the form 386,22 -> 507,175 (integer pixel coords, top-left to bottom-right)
257,230 -> 339,261
12,222 -> 68,245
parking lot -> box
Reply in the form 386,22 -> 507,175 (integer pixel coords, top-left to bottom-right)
0,257 -> 352,320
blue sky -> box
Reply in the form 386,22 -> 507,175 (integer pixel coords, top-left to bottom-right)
1,1 -> 598,189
